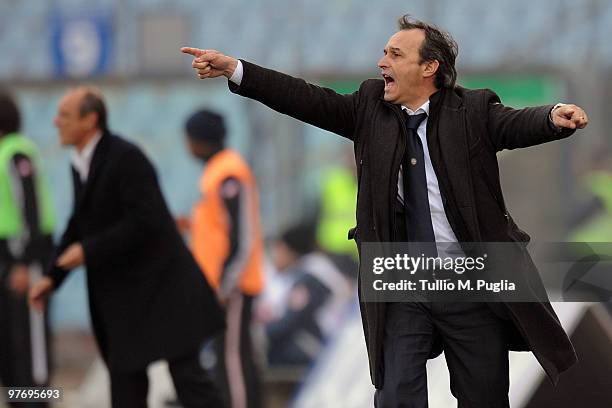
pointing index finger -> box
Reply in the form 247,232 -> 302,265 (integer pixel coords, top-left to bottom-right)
181,47 -> 205,57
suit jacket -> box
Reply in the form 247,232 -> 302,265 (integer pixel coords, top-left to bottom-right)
47,133 -> 224,372
229,60 -> 577,388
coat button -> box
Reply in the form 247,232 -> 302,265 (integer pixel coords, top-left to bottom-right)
411,158 -> 417,166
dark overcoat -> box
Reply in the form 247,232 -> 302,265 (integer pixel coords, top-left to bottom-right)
229,60 -> 577,388
47,133 -> 224,372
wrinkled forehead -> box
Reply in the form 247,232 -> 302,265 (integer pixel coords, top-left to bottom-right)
385,29 -> 425,53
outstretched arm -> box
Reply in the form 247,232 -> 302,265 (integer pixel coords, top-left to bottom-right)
181,47 -> 360,140
485,90 -> 589,151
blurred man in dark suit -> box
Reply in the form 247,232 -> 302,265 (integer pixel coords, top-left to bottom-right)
29,86 -> 226,408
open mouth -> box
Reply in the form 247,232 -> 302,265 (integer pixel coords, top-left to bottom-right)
382,73 -> 396,90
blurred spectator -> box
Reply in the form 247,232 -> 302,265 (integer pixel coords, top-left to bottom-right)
0,90 -> 55,405
316,147 -> 358,261
569,149 -> 612,236
29,87 -> 225,408
571,171 -> 612,242
267,223 -> 353,366
182,109 -> 264,408
568,150 -> 612,307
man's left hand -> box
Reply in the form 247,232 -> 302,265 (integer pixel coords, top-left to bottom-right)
551,104 -> 589,130
56,243 -> 85,269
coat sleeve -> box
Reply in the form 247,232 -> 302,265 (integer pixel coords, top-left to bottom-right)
228,60 -> 361,140
46,214 -> 78,288
80,147 -> 168,269
484,89 -> 575,151
46,169 -> 84,288
218,177 -> 247,297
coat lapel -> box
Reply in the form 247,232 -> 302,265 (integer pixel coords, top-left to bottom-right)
373,102 -> 405,241
76,133 -> 109,211
71,166 -> 85,210
427,89 -> 481,241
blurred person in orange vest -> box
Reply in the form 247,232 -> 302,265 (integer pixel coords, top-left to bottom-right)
181,109 -> 264,408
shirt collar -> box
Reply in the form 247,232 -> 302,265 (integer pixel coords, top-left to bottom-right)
401,100 -> 430,116
71,131 -> 102,180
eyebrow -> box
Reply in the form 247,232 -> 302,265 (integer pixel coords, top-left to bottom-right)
385,47 -> 403,54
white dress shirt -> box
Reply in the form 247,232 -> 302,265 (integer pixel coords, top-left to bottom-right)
71,131 -> 102,182
229,62 -> 458,244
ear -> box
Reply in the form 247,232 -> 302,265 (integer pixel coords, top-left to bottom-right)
188,138 -> 209,158
82,112 -> 99,130
422,60 -> 439,80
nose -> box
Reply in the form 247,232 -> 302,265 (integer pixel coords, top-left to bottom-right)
377,55 -> 388,69
53,116 -> 59,128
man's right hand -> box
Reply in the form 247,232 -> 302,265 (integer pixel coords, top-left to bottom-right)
8,263 -> 30,296
29,276 -> 54,312
180,47 -> 238,80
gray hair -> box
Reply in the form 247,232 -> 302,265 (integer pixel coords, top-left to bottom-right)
77,86 -> 108,132
397,14 -> 458,89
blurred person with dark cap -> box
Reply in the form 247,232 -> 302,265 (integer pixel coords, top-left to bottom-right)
267,223 -> 353,367
183,13 -> 590,408
0,91 -> 55,406
181,109 -> 264,408
28,87 -> 226,408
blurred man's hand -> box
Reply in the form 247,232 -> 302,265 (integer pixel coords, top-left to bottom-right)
29,276 -> 54,312
181,47 -> 238,79
551,104 -> 589,130
8,263 -> 29,295
56,242 -> 85,270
